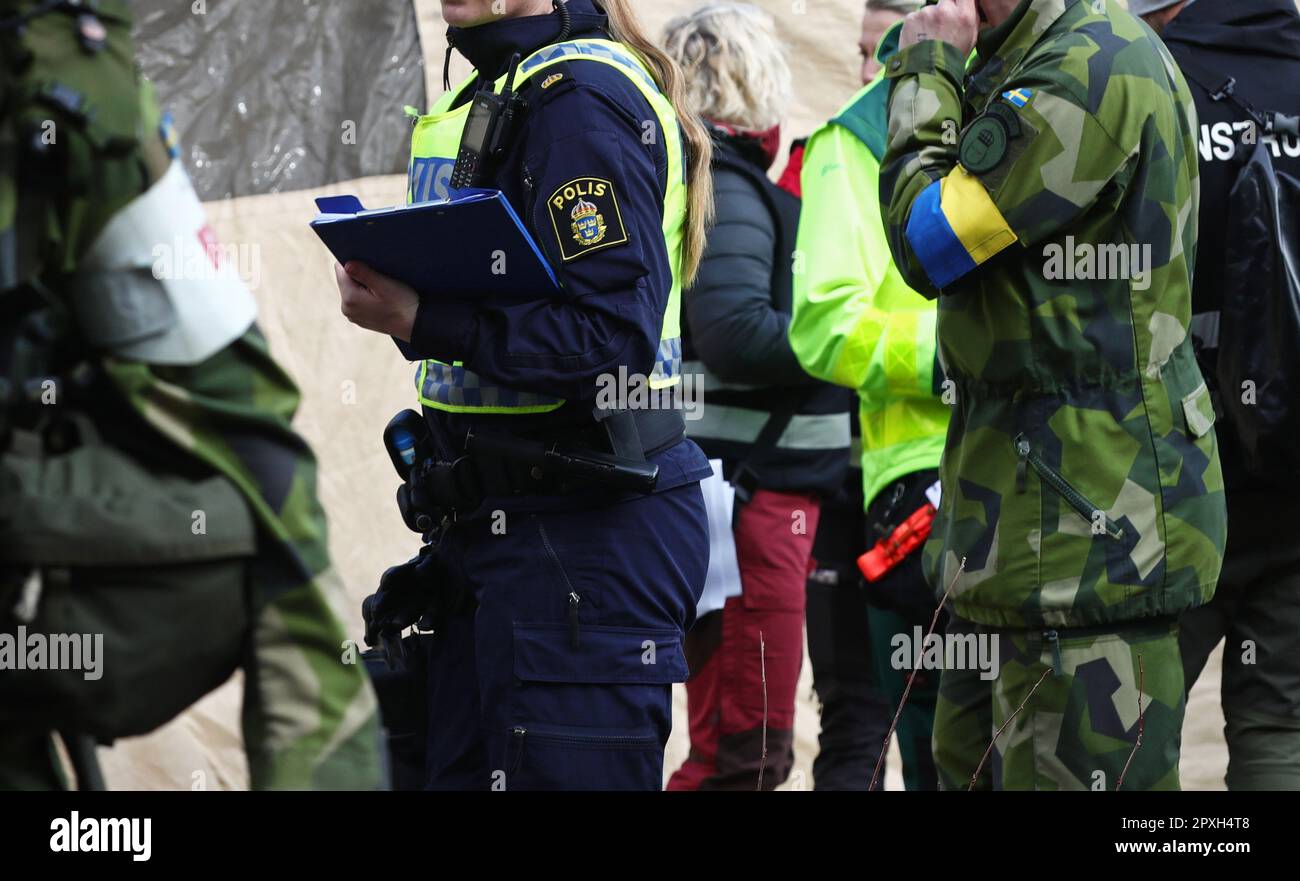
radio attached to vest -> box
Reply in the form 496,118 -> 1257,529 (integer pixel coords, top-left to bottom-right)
450,52 -> 527,190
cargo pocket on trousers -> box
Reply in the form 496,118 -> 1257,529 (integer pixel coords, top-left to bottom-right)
504,622 -> 687,790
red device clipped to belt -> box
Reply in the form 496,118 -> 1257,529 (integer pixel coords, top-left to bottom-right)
857,481 -> 941,582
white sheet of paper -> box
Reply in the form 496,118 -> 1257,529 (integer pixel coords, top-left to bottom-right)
695,459 -> 743,618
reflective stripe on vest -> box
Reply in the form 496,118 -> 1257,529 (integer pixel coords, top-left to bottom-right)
408,38 -> 687,414
687,402 -> 853,451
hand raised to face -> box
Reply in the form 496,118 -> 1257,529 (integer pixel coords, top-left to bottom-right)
899,0 -> 981,57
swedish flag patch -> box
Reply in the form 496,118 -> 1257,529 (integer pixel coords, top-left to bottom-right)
1002,88 -> 1032,109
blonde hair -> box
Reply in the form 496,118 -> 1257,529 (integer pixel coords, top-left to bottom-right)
663,4 -> 793,133
600,0 -> 714,285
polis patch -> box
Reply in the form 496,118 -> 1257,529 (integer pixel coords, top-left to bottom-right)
548,176 -> 627,262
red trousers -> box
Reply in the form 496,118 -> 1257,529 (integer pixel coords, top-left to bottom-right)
667,489 -> 819,790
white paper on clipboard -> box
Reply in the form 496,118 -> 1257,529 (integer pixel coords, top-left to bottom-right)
695,459 -> 743,618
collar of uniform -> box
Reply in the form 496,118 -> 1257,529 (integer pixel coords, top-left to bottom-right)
448,0 -> 609,80
968,0 -> 1076,106
875,18 -> 905,66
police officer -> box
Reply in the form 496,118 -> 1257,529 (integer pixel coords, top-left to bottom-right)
0,0 -> 382,788
334,0 -> 715,790
880,0 -> 1226,790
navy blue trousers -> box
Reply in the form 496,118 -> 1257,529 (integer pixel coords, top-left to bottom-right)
424,482 -> 708,790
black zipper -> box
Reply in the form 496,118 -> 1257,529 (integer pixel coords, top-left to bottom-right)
535,518 -> 582,650
1015,434 -> 1125,541
509,726 -> 527,779
509,726 -> 658,749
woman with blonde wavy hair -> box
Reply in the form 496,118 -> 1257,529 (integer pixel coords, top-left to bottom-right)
664,3 -> 854,791
333,0 -> 717,790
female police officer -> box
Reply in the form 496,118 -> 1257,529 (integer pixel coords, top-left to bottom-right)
333,0 -> 714,790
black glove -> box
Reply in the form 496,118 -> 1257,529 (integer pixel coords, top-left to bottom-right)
362,550 -> 441,664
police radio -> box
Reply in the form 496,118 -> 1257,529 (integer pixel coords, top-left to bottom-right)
450,52 -> 527,190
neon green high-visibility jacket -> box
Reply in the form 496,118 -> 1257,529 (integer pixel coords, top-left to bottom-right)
789,40 -> 949,510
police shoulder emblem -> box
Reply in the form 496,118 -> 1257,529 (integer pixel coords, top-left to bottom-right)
548,176 -> 628,262
959,113 -> 1010,175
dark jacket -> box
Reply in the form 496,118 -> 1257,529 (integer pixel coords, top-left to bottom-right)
1163,0 -> 1300,491
397,0 -> 711,496
682,133 -> 853,496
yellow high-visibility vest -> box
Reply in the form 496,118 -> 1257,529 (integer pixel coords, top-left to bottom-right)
407,39 -> 686,414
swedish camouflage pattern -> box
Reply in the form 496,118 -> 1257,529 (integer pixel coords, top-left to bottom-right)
881,0 -> 1227,630
0,0 -> 380,788
934,618 -> 1185,791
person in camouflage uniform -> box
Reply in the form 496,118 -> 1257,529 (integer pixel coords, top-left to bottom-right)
0,0 -> 381,789
879,0 -> 1227,790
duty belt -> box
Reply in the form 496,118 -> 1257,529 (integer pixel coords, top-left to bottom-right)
395,407 -> 686,531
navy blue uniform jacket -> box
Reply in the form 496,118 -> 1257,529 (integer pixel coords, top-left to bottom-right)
397,0 -> 710,495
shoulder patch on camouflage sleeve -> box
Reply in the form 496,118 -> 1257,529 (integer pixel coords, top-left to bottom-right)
959,103 -> 1024,176
959,114 -> 1010,174
547,176 -> 628,262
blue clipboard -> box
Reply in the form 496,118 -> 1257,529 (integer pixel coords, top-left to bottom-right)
310,188 -> 560,297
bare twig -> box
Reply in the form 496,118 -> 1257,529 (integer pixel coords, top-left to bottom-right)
969,666 -> 1052,791
1115,653 -> 1145,792
869,557 -> 965,792
756,630 -> 768,791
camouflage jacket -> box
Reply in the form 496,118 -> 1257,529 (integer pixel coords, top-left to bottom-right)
1,0 -> 380,787
880,0 -> 1226,629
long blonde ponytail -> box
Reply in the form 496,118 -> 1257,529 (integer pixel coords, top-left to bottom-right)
599,0 -> 714,285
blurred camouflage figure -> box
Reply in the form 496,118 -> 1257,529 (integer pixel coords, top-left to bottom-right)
0,0 -> 381,789
880,0 -> 1226,789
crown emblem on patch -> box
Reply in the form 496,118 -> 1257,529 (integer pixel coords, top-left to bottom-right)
570,197 -> 607,246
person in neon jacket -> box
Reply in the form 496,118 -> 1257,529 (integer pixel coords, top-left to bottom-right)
789,2 -> 950,790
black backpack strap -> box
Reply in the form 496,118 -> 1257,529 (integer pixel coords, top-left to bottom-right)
1176,54 -> 1300,136
727,407 -> 796,505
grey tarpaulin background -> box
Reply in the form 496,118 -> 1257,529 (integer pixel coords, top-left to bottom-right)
133,0 -> 425,201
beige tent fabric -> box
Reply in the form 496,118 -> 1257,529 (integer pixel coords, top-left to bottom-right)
98,0 -> 1229,791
